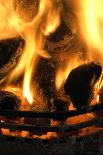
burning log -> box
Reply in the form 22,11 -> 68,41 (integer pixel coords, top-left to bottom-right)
35,57 -> 57,106
0,38 -> 23,80
46,20 -> 73,53
64,62 -> 102,110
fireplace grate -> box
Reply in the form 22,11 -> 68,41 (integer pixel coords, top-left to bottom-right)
0,103 -> 102,134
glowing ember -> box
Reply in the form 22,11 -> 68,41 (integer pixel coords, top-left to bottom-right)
0,0 -> 61,104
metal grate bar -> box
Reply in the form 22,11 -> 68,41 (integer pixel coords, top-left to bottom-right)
0,117 -> 103,133
0,103 -> 102,119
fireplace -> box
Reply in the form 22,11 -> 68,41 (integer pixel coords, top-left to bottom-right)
0,0 -> 103,155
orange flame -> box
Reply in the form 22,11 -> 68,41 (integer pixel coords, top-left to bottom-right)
55,0 -> 103,96
78,0 -> 103,101
0,0 -> 61,104
79,0 -> 103,63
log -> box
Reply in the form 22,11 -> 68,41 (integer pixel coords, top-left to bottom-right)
45,20 -> 73,53
0,38 -> 23,79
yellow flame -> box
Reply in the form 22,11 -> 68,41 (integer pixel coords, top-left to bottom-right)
55,0 -> 103,95
95,73 -> 103,102
0,0 -> 61,103
78,0 -> 103,102
79,0 -> 103,62
96,95 -> 100,103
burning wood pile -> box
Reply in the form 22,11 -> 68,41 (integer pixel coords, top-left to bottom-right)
0,0 -> 103,154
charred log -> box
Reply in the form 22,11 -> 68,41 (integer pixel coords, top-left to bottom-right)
0,38 -> 21,68
0,38 -> 24,79
45,20 -> 74,53
34,57 -> 57,111
64,62 -> 102,110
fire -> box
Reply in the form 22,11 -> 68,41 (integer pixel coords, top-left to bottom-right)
0,0 -> 61,103
56,0 -> 103,100
0,0 -> 103,139
79,0 -> 103,62
96,73 -> 103,102
78,0 -> 103,101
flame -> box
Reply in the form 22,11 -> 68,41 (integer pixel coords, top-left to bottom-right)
96,73 -> 103,102
78,0 -> 103,101
79,0 -> 103,63
65,0 -> 103,104
55,0 -> 103,96
0,0 -> 61,103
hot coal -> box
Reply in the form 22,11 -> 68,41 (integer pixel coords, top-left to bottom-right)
64,62 -> 102,110
0,38 -> 21,68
